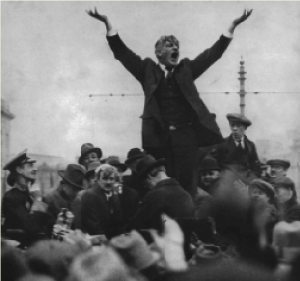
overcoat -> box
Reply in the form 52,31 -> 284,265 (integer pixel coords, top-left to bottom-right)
129,178 -> 195,231
81,184 -> 125,237
107,34 -> 231,149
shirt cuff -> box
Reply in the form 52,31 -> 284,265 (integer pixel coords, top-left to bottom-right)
107,29 -> 118,36
223,30 -> 234,39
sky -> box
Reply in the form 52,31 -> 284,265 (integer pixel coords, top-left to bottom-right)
1,1 -> 300,162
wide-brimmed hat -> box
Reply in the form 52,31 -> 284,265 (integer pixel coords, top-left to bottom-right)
78,143 -> 102,165
124,148 -> 146,165
198,157 -> 220,171
58,164 -> 86,189
85,161 -> 101,179
266,159 -> 290,170
136,155 -> 165,181
226,113 -> 252,127
249,179 -> 275,199
109,230 -> 160,271
3,149 -> 36,171
106,156 -> 127,173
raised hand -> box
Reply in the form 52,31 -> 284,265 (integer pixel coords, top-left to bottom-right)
233,9 -> 253,26
86,7 -> 108,23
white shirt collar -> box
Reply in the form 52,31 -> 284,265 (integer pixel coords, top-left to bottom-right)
233,136 -> 245,148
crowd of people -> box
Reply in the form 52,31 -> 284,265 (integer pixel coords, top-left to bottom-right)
2,7 -> 300,281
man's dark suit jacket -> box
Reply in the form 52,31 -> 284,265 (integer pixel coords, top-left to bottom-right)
107,34 -> 231,149
213,134 -> 261,174
81,184 -> 124,238
129,178 -> 195,231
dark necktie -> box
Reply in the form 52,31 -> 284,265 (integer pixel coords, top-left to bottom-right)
165,66 -> 173,79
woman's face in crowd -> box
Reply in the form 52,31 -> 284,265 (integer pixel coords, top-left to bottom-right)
83,152 -> 100,168
251,187 -> 270,204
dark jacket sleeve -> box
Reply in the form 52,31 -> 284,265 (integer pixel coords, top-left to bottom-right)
107,34 -> 145,83
285,203 -> 300,222
190,35 -> 231,80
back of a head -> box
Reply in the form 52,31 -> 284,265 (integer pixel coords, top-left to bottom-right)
67,246 -> 141,281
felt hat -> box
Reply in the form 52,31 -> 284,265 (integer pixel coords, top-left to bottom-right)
58,164 -> 86,189
106,156 -> 128,173
266,159 -> 291,170
272,221 -> 300,263
136,155 -> 165,181
249,179 -> 275,199
109,230 -> 160,271
124,148 -> 146,165
198,157 -> 220,171
3,149 -> 36,171
85,161 -> 101,179
194,244 -> 223,265
226,113 -> 252,127
78,143 -> 102,165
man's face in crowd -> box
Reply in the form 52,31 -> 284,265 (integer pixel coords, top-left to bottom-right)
275,186 -> 292,204
229,122 -> 246,141
62,183 -> 80,200
83,152 -> 100,169
251,187 -> 270,204
270,164 -> 287,178
98,171 -> 117,193
87,173 -> 97,186
157,38 -> 180,68
17,162 -> 37,181
201,170 -> 220,187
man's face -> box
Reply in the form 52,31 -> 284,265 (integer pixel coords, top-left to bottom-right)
229,122 -> 246,140
200,170 -> 220,186
17,162 -> 37,181
62,183 -> 80,199
83,152 -> 100,169
87,173 -> 97,186
158,40 -> 179,68
251,187 -> 269,204
98,171 -> 116,193
275,186 -> 292,204
270,164 -> 287,178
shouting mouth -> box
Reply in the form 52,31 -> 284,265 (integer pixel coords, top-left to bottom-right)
171,51 -> 179,61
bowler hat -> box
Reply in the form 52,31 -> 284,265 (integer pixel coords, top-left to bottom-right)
136,155 -> 165,181
124,148 -> 146,165
3,149 -> 36,171
249,179 -> 275,199
198,157 -> 220,171
85,161 -> 101,179
106,156 -> 127,173
78,143 -> 102,165
266,159 -> 290,170
226,113 -> 252,127
58,164 -> 86,189
109,230 -> 160,271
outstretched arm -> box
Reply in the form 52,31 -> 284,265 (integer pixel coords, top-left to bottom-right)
227,9 -> 253,36
86,7 -> 113,34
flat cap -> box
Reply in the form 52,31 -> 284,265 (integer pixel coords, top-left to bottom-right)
250,179 -> 275,199
226,113 -> 252,127
3,150 -> 36,171
266,159 -> 290,170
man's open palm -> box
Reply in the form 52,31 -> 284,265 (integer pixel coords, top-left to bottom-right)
234,9 -> 253,25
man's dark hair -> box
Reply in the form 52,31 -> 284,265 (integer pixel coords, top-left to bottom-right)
154,35 -> 179,56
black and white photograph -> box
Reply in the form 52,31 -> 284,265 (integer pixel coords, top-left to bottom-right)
1,1 -> 300,281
